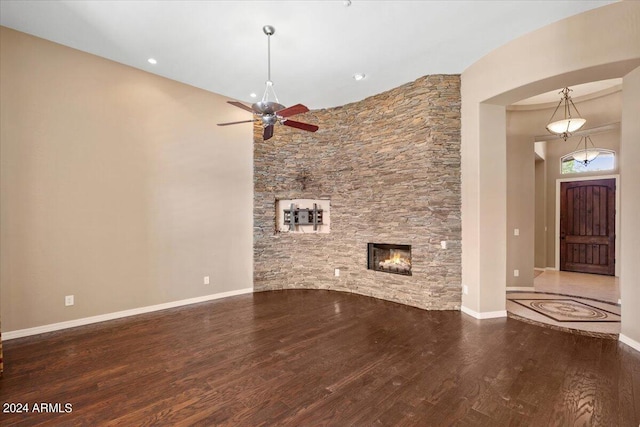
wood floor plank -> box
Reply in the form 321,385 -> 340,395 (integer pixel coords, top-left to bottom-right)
1,290 -> 639,426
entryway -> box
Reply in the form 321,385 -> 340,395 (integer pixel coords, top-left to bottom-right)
507,173 -> 621,338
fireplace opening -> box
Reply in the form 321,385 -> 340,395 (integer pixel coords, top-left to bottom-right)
367,243 -> 412,276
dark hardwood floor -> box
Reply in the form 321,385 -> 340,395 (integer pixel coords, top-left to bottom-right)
1,290 -> 639,426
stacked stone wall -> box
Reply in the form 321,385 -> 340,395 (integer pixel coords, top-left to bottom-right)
254,75 -> 461,310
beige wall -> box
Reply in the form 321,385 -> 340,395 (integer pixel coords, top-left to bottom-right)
505,130 -> 535,287
620,66 -> 640,342
0,27 -> 254,332
461,1 -> 640,327
534,157 -> 546,269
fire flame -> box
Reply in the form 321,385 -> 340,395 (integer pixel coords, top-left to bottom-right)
389,253 -> 404,264
378,249 -> 411,273
381,252 -> 411,266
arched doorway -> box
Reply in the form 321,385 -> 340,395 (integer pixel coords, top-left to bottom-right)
460,1 -> 640,349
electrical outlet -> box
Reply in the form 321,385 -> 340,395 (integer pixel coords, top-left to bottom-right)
440,241 -> 447,249
334,268 -> 340,277
514,228 -> 520,236
514,269 -> 520,277
65,295 -> 74,306
204,276 -> 210,285
463,285 -> 468,295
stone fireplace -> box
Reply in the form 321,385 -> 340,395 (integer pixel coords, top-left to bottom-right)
368,243 -> 412,276
254,74 -> 461,310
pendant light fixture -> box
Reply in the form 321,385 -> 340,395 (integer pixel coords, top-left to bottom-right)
572,135 -> 599,166
546,87 -> 586,141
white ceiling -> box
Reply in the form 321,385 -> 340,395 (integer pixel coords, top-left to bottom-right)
0,0 -> 615,110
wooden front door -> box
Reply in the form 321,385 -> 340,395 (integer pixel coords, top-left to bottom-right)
560,179 -> 615,275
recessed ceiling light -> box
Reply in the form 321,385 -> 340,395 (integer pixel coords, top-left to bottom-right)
147,58 -> 157,65
353,73 -> 366,81
250,93 -> 257,98
343,0 -> 352,6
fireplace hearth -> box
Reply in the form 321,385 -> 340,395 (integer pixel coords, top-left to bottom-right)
367,243 -> 412,276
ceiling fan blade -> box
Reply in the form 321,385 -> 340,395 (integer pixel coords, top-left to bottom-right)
217,120 -> 256,126
282,120 -> 319,132
263,124 -> 274,140
277,103 -> 309,118
227,101 -> 255,113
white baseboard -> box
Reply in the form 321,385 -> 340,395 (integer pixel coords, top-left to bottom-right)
534,268 -> 546,272
506,287 -> 535,292
545,267 -> 559,271
619,333 -> 640,353
3,288 -> 253,340
460,305 -> 507,319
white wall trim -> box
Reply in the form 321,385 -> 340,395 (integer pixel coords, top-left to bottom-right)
3,288 -> 253,340
506,286 -> 535,291
460,305 -> 507,319
555,174 -> 620,275
619,334 -> 640,353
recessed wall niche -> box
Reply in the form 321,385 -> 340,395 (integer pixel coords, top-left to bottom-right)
276,199 -> 331,233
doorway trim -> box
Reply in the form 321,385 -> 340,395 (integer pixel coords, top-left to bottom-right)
555,174 -> 620,276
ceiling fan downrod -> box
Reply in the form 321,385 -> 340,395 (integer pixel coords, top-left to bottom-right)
262,25 -> 278,104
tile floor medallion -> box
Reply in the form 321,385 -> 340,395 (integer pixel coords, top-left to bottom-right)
510,298 -> 621,323
506,291 -> 620,338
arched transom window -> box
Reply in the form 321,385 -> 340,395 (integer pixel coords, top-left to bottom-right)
560,149 -> 615,174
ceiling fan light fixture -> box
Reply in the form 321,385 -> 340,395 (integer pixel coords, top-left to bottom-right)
545,87 -> 586,141
260,79 -> 280,106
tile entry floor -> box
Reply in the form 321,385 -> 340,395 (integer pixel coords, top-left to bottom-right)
506,270 -> 620,338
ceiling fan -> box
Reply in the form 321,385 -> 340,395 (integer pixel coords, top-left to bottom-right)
217,25 -> 319,141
